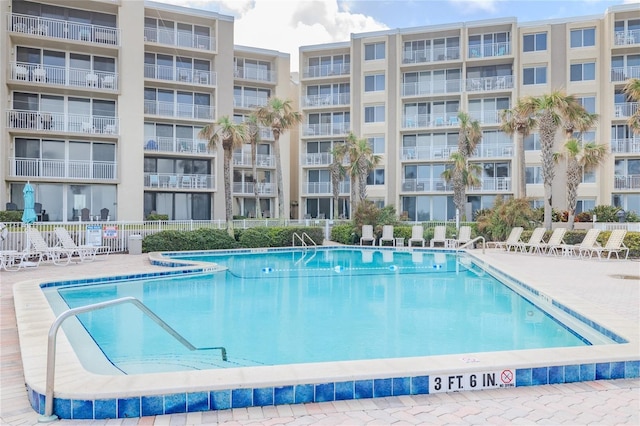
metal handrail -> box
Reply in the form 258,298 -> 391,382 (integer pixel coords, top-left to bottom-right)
456,236 -> 486,253
40,296 -> 226,422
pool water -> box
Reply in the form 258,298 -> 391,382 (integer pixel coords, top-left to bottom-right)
51,249 -> 593,374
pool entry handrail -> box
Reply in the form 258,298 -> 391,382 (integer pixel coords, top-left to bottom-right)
39,296 -> 227,422
292,232 -> 317,249
457,236 -> 486,253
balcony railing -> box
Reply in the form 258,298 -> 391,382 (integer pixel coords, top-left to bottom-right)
614,30 -> 639,46
233,96 -> 269,109
465,75 -> 514,92
401,179 -> 452,192
468,110 -> 504,125
302,182 -> 350,195
9,13 -> 119,46
469,177 -> 512,192
144,101 -> 214,120
232,153 -> 275,167
144,172 -> 215,189
402,114 -> 460,128
302,152 -> 334,166
144,27 -> 214,51
302,122 -> 350,136
611,138 -> 640,154
402,146 -> 458,161
614,102 -> 639,118
302,64 -> 350,78
144,64 -> 216,86
611,66 -> 640,82
10,62 -> 118,91
233,182 -> 275,195
258,126 -> 274,140
301,93 -> 351,107
470,144 -> 513,158
234,67 -> 277,83
7,110 -> 119,135
402,80 -> 461,96
614,174 -> 640,189
468,42 -> 510,59
144,137 -> 211,154
402,47 -> 461,64
10,157 -> 116,180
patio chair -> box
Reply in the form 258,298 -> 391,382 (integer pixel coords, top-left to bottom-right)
430,225 -> 446,247
55,227 -> 110,262
454,226 -> 472,247
360,225 -> 375,246
557,228 -> 601,258
408,225 -> 425,247
493,227 -> 523,251
379,225 -> 395,246
517,227 -> 547,253
579,229 -> 629,260
538,228 -> 567,256
0,250 -> 29,271
26,227 -> 72,266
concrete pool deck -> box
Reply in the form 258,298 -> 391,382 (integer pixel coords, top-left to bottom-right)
1,249 -> 639,425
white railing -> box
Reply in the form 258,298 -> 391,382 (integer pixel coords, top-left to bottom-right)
471,144 -> 514,158
465,75 -> 514,92
143,101 -> 214,120
10,157 -> 116,180
611,66 -> 640,82
144,64 -> 216,86
303,182 -> 331,194
10,62 -> 118,91
402,80 -> 461,96
303,63 -> 351,78
402,47 -> 461,64
144,172 -> 215,189
611,138 -> 640,154
302,152 -> 333,166
233,182 -> 275,195
614,174 -> 640,189
232,153 -> 275,167
233,95 -> 269,109
614,102 -> 639,118
468,41 -> 510,58
469,177 -> 512,192
302,122 -> 350,136
401,179 -> 452,192
402,114 -> 460,128
8,13 -> 119,46
402,146 -> 458,161
234,66 -> 277,83
614,30 -> 639,46
144,27 -> 214,51
468,110 -> 503,125
7,110 -> 119,135
144,137 -> 211,154
258,126 -> 274,140
301,93 -> 351,107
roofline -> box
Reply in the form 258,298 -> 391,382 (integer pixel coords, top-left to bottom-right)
234,45 -> 290,58
300,41 -> 351,52
144,0 -> 234,22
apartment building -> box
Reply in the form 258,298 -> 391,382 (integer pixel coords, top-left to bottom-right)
1,0 -> 293,222
298,3 -> 639,221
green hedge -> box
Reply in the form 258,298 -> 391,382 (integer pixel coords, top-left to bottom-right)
0,211 -> 23,222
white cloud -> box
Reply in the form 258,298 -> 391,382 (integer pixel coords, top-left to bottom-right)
155,0 -> 388,71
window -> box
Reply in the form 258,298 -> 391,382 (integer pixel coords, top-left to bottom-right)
366,168 -> 385,185
577,96 -> 596,114
582,167 -> 596,183
367,136 -> 385,154
570,28 -> 595,48
525,166 -> 542,184
364,105 -> 385,123
570,62 -> 596,81
364,42 -> 385,60
523,32 -> 547,52
364,74 -> 385,92
524,133 -> 541,151
523,66 -> 547,85
576,199 -> 595,214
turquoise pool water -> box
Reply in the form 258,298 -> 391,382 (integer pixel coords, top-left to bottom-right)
51,249 -> 594,374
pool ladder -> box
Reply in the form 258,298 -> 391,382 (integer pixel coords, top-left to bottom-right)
39,297 -> 227,422
293,232 -> 317,264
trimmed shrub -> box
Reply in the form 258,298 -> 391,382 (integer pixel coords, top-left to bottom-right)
146,213 -> 169,221
239,228 -> 273,248
0,211 -> 23,222
142,228 -> 239,252
331,224 -> 357,244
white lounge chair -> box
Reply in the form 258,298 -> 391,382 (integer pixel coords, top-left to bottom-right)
379,225 -> 395,246
26,227 -> 73,266
454,226 -> 472,248
538,228 -> 567,256
360,225 -> 375,246
55,227 -> 110,262
493,227 -> 524,251
408,225 -> 425,247
580,229 -> 629,260
1,250 -> 28,271
557,228 -> 601,258
430,226 -> 446,247
518,227 -> 547,253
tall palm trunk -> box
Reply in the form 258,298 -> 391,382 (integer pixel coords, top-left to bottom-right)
565,157 -> 581,229
538,111 -> 557,229
250,134 -> 261,218
516,130 -> 526,197
222,141 -> 234,235
272,129 -> 285,218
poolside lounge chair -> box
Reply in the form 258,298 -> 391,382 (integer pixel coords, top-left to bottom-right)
0,250 -> 28,271
579,229 -> 629,260
26,227 -> 72,266
430,226 -> 446,247
360,225 -> 375,246
379,225 -> 395,246
408,225 -> 425,247
55,227 -> 110,262
518,227 -> 547,253
454,226 -> 472,248
493,227 -> 523,251
557,228 -> 601,258
538,228 -> 567,256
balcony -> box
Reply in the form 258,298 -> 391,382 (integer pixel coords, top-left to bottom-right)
468,110 -> 503,125
234,67 -> 277,83
233,96 -> 269,109
232,153 -> 275,167
10,62 -> 118,91
233,182 -> 275,195
7,110 -> 119,135
301,152 -> 334,166
470,144 -> 513,158
144,101 -> 214,121
301,93 -> 350,108
465,75 -> 513,92
144,27 -> 214,51
258,126 -> 274,140
614,30 -> 639,46
302,64 -> 350,79
144,137 -> 211,154
144,64 -> 216,86
402,179 -> 452,192
468,42 -> 511,59
144,172 -> 215,190
402,146 -> 458,161
10,157 -> 116,180
611,66 -> 640,82
402,114 -> 460,129
614,174 -> 640,190
402,47 -> 461,64
611,138 -> 640,154
469,177 -> 512,192
614,102 -> 639,118
302,181 -> 350,195
401,80 -> 461,97
302,122 -> 350,137
8,13 -> 119,46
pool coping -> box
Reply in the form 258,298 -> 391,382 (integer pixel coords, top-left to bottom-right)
13,248 -> 640,419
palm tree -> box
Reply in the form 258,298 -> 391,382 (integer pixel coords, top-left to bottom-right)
623,78 -> 640,134
522,91 -> 587,229
329,142 -> 348,219
346,134 -> 380,206
500,99 -> 536,197
255,97 -> 302,218
199,116 -> 247,235
244,113 -> 262,218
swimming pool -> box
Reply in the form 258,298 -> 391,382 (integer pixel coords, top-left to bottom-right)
13,247 -> 639,420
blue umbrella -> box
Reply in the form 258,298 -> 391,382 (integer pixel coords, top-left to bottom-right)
22,183 -> 37,224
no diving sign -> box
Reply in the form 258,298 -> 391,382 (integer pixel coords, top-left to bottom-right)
429,369 -> 516,393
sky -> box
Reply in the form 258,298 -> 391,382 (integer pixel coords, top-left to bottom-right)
155,0 -> 640,70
